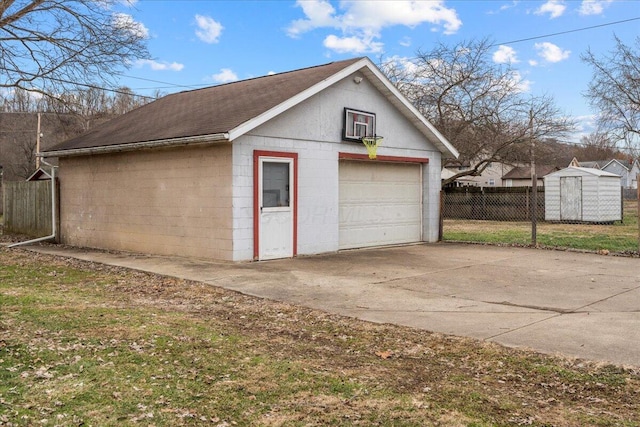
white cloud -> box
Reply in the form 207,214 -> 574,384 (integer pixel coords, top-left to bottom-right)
343,1 -> 462,34
323,34 -> 383,54
569,114 -> 598,141
399,37 -> 412,47
119,0 -> 138,6
287,0 -> 461,54
511,70 -> 532,93
579,0 -> 613,15
535,42 -> 571,63
195,14 -> 223,44
379,55 -> 420,76
287,0 -> 339,38
211,68 -> 238,83
493,45 -> 519,64
112,13 -> 149,39
487,1 -> 519,14
534,0 -> 566,18
136,59 -> 184,71
528,59 -> 539,67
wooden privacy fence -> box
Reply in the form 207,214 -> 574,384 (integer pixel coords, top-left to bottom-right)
443,186 -> 545,221
3,180 -> 53,237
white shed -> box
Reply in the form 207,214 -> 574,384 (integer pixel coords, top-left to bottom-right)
544,167 -> 622,223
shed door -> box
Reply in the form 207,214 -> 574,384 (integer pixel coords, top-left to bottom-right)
339,161 -> 422,249
560,176 -> 582,221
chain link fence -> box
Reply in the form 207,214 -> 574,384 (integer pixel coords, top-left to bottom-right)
441,186 -> 639,255
443,187 -> 544,222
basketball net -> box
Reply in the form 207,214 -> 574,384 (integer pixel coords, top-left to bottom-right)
362,136 -> 383,159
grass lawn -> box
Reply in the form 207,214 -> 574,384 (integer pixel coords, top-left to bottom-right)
443,201 -> 640,254
1,246 -> 639,426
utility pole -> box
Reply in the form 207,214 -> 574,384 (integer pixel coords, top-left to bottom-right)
35,112 -> 41,169
530,109 -> 537,246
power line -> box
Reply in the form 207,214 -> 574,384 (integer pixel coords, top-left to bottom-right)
3,15 -> 639,96
115,73 -> 206,91
119,16 -> 640,93
2,68 -> 157,100
492,16 -> 640,47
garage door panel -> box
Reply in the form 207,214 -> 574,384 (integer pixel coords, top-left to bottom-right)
341,225 -> 416,249
341,183 -> 420,203
339,203 -> 421,225
339,161 -> 422,250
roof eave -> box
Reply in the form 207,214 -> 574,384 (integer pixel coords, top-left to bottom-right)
359,60 -> 459,159
41,133 -> 230,158
227,59 -> 371,142
227,57 -> 459,159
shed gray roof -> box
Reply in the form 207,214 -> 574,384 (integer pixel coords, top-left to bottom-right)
546,166 -> 621,178
43,57 -> 458,159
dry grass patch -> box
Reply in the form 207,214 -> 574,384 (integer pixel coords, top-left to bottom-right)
444,200 -> 640,254
1,246 -> 639,426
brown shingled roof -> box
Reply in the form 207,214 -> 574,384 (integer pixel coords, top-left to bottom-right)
502,165 -> 560,179
44,58 -> 364,153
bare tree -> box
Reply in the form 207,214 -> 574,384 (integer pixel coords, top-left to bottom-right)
0,112 -> 38,179
0,0 -> 149,99
111,86 -> 146,115
382,38 -> 574,186
582,35 -> 640,154
577,131 -> 624,161
12,131 -> 37,178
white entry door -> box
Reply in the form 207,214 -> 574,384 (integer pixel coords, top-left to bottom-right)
258,156 -> 295,260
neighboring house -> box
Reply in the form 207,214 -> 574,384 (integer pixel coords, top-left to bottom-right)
442,161 -> 514,187
601,159 -> 639,189
568,158 -> 607,169
568,157 -> 639,189
41,57 -> 458,262
26,167 -> 53,181
502,165 -> 560,187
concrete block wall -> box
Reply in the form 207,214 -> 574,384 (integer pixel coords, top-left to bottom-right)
231,72 -> 444,260
59,143 -> 234,259
232,135 -> 339,261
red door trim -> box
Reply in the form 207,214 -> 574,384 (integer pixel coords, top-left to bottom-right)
253,150 -> 298,260
338,152 -> 429,163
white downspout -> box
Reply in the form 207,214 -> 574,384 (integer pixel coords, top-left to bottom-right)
9,159 -> 57,248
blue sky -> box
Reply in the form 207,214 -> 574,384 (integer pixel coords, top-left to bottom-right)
113,0 -> 640,143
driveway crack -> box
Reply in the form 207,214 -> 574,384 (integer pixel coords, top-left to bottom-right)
483,300 -> 578,314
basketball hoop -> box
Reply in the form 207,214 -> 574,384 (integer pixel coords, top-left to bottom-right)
361,135 -> 384,159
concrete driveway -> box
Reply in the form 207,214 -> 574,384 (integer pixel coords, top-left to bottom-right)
29,243 -> 640,368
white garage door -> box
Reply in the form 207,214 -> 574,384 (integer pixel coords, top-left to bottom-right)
339,160 -> 422,249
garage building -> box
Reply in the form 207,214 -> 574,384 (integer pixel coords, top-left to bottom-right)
42,57 -> 458,261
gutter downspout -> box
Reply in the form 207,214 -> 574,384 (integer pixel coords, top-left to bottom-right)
9,159 -> 57,248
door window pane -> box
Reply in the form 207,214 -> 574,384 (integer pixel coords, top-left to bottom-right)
263,162 -> 290,207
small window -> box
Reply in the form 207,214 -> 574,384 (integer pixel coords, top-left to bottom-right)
343,108 -> 376,141
488,179 -> 495,186
262,162 -> 290,208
